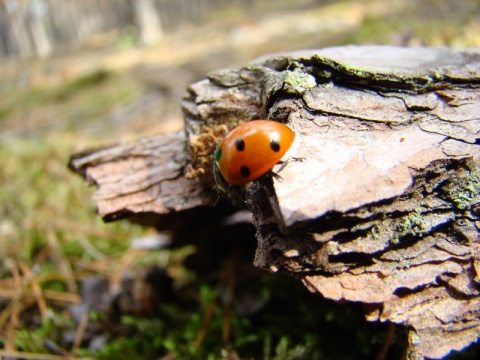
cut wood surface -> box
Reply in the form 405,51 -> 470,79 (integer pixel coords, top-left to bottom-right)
70,46 -> 480,359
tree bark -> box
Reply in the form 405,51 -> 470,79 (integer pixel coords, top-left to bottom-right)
70,46 -> 480,359
69,132 -> 214,222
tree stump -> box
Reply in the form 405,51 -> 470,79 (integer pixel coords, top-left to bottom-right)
69,45 -> 480,359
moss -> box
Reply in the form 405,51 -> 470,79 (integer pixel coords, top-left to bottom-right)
52,69 -> 111,101
0,105 -> 13,121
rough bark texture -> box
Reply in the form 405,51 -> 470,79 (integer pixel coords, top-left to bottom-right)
70,46 -> 480,359
68,132 -> 215,222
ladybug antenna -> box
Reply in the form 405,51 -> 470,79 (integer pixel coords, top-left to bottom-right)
276,156 -> 306,173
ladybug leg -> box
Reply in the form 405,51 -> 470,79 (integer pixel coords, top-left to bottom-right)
271,171 -> 284,182
227,185 -> 247,208
213,184 -> 246,208
213,195 -> 222,207
275,157 -> 306,173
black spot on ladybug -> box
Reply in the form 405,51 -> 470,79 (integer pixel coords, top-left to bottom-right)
270,139 -> 280,152
235,138 -> 245,151
240,165 -> 251,178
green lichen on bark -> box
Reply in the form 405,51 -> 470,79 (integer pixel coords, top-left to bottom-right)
395,209 -> 431,238
283,70 -> 317,95
441,159 -> 480,211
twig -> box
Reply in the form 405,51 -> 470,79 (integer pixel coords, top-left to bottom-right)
110,248 -> 144,292
0,262 -> 39,328
376,322 -> 396,360
47,230 -> 79,294
18,261 -> 48,320
71,312 -> 90,355
0,288 -> 80,304
0,349 -> 91,359
194,299 -> 217,348
74,235 -> 107,261
222,254 -> 238,343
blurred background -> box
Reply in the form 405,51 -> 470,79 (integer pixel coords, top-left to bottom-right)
1,0 -> 479,359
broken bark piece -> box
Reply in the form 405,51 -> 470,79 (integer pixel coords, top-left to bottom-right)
69,131 -> 215,221
70,45 -> 480,359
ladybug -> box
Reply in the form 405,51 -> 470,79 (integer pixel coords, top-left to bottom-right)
213,120 -> 295,201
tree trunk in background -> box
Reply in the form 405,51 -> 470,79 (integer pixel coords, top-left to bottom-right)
0,0 -> 259,59
134,0 -> 163,46
28,6 -> 53,58
9,11 -> 35,58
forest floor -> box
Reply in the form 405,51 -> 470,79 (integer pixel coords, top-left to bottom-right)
0,0 -> 479,359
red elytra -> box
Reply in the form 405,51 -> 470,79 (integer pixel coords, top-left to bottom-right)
213,120 -> 295,188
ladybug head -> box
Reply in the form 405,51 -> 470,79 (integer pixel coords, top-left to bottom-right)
213,159 -> 228,198
213,153 -> 246,208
